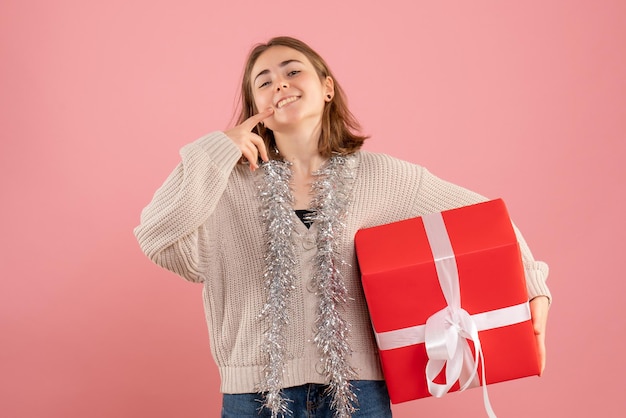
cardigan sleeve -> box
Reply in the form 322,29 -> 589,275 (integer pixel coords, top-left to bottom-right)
414,167 -> 552,302
133,131 -> 241,283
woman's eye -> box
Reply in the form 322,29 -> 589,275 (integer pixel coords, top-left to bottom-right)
258,81 -> 270,88
287,70 -> 300,77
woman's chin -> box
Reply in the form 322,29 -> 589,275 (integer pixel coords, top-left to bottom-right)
266,115 -> 321,134
265,120 -> 293,133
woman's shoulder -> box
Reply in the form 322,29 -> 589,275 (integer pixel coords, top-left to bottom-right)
351,150 -> 428,200
355,150 -> 425,175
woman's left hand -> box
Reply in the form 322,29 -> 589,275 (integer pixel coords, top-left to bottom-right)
530,296 -> 550,376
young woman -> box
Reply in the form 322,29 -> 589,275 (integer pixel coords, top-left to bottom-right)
134,36 -> 551,418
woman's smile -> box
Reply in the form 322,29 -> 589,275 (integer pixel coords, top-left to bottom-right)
276,95 -> 300,109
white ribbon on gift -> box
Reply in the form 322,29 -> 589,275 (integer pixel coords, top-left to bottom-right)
374,212 -> 532,418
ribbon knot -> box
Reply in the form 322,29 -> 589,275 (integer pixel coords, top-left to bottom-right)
447,317 -> 462,334
445,307 -> 470,335
425,306 -> 481,395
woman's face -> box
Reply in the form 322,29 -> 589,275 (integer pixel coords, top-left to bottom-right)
250,46 -> 333,132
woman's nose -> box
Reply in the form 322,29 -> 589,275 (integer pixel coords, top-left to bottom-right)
276,79 -> 288,91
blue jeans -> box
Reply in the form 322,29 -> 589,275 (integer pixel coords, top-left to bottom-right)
221,380 -> 392,417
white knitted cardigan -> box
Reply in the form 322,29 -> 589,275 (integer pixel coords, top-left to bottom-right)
134,131 -> 551,395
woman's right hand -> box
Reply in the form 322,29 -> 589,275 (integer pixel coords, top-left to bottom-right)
224,108 -> 274,171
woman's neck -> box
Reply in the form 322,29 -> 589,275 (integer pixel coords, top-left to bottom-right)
273,123 -> 328,210
274,123 -> 326,175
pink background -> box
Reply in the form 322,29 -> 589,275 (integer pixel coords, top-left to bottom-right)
1,1 -> 624,417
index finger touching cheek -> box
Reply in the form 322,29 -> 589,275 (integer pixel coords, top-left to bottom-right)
245,107 -> 274,130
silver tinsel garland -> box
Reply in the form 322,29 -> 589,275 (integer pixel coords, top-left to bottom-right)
256,155 -> 358,418
256,160 -> 298,417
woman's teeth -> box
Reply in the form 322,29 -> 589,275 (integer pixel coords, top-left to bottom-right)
277,96 -> 298,108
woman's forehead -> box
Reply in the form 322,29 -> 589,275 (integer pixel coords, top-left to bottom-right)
251,46 -> 311,75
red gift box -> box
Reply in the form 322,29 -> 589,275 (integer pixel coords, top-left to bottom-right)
355,199 -> 539,408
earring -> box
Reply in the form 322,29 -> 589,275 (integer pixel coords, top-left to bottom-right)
327,94 -> 332,101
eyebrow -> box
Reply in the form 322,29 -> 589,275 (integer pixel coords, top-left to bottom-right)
253,59 -> 303,83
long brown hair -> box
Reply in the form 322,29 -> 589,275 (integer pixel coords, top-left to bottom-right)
236,36 -> 368,160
